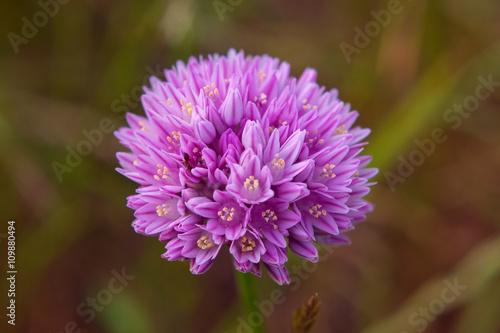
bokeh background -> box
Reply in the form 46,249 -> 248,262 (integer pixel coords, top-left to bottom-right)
1,0 -> 500,332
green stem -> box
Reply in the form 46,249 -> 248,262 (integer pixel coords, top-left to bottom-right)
235,272 -> 266,333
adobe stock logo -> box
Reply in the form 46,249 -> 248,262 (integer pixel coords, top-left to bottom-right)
213,0 -> 244,21
385,74 -> 499,192
7,0 -> 71,54
50,268 -> 135,333
340,0 -> 407,63
51,65 -> 164,182
401,278 -> 467,333
51,119 -> 116,182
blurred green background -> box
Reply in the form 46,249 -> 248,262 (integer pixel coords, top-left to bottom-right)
1,0 -> 500,332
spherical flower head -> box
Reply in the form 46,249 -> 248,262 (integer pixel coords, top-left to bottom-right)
115,49 -> 378,285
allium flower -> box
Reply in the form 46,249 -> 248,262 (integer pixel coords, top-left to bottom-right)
115,49 -> 377,285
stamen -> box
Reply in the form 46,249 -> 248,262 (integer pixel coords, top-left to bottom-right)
309,204 -> 324,218
305,129 -> 322,147
262,209 -> 278,224
197,235 -> 214,249
218,207 -> 236,221
171,131 -> 181,140
255,93 -> 267,105
156,204 -> 169,216
138,121 -> 147,131
321,164 -> 336,178
301,99 -> 316,110
181,102 -> 194,116
258,70 -> 266,80
335,125 -> 348,135
155,164 -> 170,180
241,236 -> 256,252
244,176 -> 259,190
271,154 -> 286,169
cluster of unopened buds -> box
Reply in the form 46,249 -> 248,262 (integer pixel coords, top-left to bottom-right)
115,49 -> 377,284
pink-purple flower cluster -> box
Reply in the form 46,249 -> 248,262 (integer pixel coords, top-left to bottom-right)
115,49 -> 377,284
